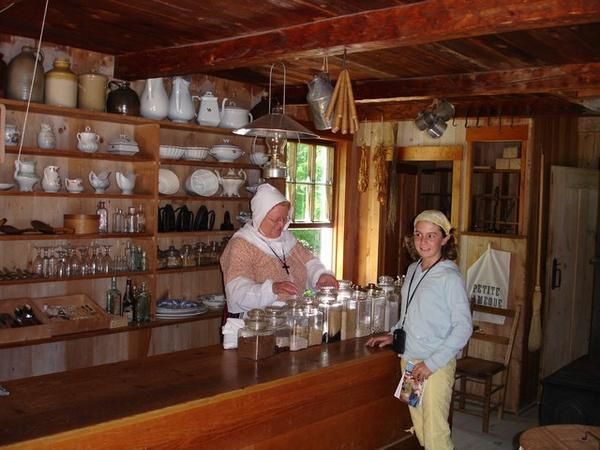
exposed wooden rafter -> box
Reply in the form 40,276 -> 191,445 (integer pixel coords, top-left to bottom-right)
114,0 -> 600,80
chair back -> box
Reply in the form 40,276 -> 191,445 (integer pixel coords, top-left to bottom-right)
465,304 -> 521,367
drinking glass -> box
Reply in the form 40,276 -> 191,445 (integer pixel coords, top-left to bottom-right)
32,247 -> 43,276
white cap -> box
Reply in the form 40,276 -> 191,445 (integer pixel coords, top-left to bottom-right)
251,183 -> 290,229
414,210 -> 452,235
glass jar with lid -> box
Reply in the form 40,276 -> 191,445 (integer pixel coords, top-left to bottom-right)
166,244 -> 182,268
316,286 -> 342,343
366,283 -> 386,334
354,287 -> 371,337
338,280 -> 356,340
181,244 -> 196,267
264,304 -> 291,353
303,296 -> 323,346
288,307 -> 309,351
378,275 -> 400,331
237,308 -> 275,360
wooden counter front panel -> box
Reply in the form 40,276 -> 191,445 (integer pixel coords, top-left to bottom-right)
1,343 -> 418,449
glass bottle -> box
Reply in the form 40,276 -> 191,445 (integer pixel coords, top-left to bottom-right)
354,287 -> 371,338
237,309 -> 276,360
166,244 -> 182,268
112,207 -> 124,233
303,293 -> 323,347
96,201 -> 108,233
265,305 -> 291,353
140,250 -> 148,272
181,244 -> 196,268
122,278 -> 135,323
135,281 -> 151,324
288,307 -> 309,351
316,286 -> 341,343
338,280 -> 356,341
125,206 -> 137,233
379,275 -> 400,332
106,276 -> 122,315
136,203 -> 146,233
367,283 -> 386,334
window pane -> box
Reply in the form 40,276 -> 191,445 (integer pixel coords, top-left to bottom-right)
292,143 -> 311,182
292,184 -> 312,222
313,185 -> 332,222
291,228 -> 333,270
315,145 -> 333,184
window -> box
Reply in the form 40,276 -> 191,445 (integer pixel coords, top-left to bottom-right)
286,142 -> 335,270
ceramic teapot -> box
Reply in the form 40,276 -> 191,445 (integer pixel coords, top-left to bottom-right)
13,159 -> 39,192
65,177 -> 84,193
168,76 -> 195,123
77,126 -> 100,153
219,99 -> 253,129
42,165 -> 61,192
115,171 -> 136,195
215,168 -> 246,197
88,170 -> 111,193
195,91 -> 220,127
38,123 -> 56,149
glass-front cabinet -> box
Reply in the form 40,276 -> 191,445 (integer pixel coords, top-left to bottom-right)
466,126 -> 528,236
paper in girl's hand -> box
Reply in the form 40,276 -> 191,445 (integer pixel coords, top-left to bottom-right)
394,360 -> 426,407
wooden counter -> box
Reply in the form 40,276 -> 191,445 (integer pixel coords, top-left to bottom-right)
0,337 -> 420,449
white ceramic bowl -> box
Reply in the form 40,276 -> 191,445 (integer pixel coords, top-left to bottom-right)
183,146 -> 210,161
249,152 -> 270,166
159,145 -> 184,160
209,143 -> 244,162
158,168 -> 180,195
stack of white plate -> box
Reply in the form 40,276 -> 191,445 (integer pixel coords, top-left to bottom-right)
199,294 -> 226,310
155,299 -> 208,320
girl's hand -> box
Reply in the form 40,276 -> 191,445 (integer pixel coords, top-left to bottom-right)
272,281 -> 299,296
366,334 -> 393,348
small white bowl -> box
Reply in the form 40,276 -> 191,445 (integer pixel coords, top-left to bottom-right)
159,145 -> 185,160
183,146 -> 210,161
250,152 -> 270,166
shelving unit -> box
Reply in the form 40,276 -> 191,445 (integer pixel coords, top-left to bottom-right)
0,98 -> 261,345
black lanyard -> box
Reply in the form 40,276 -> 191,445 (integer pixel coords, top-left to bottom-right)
400,256 -> 442,328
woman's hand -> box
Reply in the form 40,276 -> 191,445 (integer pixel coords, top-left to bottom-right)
366,334 -> 393,348
316,273 -> 338,289
272,281 -> 299,296
411,362 -> 433,382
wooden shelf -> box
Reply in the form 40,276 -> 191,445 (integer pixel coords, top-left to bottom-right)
159,159 -> 260,169
159,194 -> 251,202
156,265 -> 220,275
473,168 -> 521,174
4,146 -> 155,162
157,231 -> 235,238
0,270 -> 151,286
0,232 -> 154,241
0,190 -> 155,199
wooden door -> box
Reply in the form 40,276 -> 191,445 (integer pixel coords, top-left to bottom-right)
542,166 -> 600,377
379,163 -> 418,278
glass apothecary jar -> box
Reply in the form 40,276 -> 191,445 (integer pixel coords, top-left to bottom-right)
316,286 -> 341,343
237,309 -> 275,360
367,283 -> 386,334
354,287 -> 371,338
378,275 -> 400,331
338,280 -> 356,340
265,304 -> 291,353
303,296 -> 323,347
166,245 -> 182,268
288,307 -> 309,351
181,244 -> 196,267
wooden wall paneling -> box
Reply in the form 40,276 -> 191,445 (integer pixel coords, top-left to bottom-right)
578,117 -> 600,169
333,140 -> 350,279
1,103 -> 5,164
458,234 -> 527,412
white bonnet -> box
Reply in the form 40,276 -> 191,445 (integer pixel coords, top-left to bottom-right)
251,183 -> 290,229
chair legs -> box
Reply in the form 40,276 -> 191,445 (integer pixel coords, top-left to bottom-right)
482,377 -> 492,433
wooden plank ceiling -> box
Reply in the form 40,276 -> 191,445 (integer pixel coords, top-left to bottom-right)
0,0 -> 599,120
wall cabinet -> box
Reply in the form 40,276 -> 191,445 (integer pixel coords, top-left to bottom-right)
0,98 -> 261,344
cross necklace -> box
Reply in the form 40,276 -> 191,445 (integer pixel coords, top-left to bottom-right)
264,242 -> 290,275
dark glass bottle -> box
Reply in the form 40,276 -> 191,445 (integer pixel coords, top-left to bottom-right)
122,279 -> 135,323
135,281 -> 151,325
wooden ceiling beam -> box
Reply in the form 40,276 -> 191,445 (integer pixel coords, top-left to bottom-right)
114,0 -> 600,80
281,63 -> 600,104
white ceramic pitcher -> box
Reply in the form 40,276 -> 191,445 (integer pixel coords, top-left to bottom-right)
168,77 -> 195,123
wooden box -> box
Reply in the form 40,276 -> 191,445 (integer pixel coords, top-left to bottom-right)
509,158 -> 521,170
0,298 -> 52,345
32,294 -> 110,336
495,158 -> 511,170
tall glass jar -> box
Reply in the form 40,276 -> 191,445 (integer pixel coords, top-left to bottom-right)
237,309 -> 275,360
338,280 -> 356,340
354,287 -> 371,337
265,304 -> 291,353
316,286 -> 341,343
379,275 -> 400,331
6,46 -> 45,102
288,307 -> 309,351
181,244 -> 196,267
367,283 -> 386,334
303,295 -> 323,346
45,58 -> 77,107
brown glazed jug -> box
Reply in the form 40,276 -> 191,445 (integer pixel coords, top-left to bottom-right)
106,80 -> 140,116
6,46 -> 45,102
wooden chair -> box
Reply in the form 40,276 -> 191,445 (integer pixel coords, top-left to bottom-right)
452,304 -> 521,433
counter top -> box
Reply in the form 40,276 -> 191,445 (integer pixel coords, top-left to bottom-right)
0,337 -> 414,449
